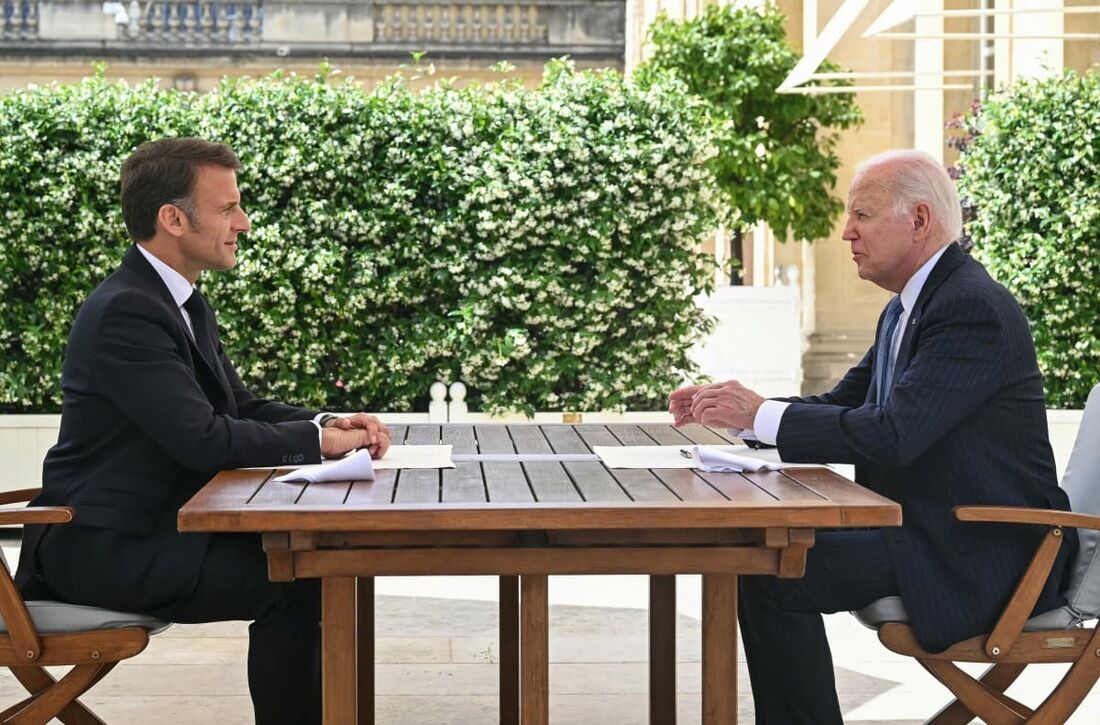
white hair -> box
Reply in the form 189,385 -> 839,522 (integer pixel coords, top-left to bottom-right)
854,149 -> 963,244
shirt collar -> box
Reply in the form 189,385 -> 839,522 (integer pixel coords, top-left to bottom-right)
135,243 -> 195,308
899,244 -> 950,313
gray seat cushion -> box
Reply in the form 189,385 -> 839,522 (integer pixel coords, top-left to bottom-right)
0,601 -> 171,636
853,595 -> 909,629
0,528 -> 169,637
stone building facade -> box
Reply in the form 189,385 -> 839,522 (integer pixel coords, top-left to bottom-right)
0,1 -> 626,90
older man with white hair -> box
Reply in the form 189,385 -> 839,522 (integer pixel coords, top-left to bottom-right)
669,150 -> 1076,723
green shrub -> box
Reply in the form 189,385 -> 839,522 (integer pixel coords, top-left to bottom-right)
0,62 -> 723,414
957,70 -> 1100,408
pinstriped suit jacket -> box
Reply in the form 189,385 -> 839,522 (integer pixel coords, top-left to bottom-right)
777,242 -> 1076,653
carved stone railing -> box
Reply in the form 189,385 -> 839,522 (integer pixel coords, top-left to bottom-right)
3,0 -> 624,59
373,3 -> 546,44
2,0 -> 39,39
113,1 -> 264,44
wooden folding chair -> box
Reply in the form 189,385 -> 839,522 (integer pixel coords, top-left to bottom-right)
856,383 -> 1100,724
0,488 -> 170,725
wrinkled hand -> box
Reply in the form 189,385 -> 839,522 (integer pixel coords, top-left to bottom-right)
321,413 -> 392,459
668,384 -> 706,427
687,380 -> 765,430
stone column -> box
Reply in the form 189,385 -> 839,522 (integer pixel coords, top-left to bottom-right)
1010,0 -> 1065,80
914,0 -> 944,161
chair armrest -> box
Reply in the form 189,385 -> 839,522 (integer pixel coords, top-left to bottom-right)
0,488 -> 70,525
0,507 -> 73,526
0,488 -> 42,506
955,505 -> 1083,659
955,506 -> 1100,531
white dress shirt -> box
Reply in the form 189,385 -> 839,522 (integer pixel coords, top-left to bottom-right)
746,244 -> 952,446
136,243 -> 196,336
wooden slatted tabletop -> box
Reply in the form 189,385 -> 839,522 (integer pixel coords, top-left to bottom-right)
179,424 -> 900,533
178,423 -> 901,725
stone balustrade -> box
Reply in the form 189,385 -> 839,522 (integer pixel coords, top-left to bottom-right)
2,0 -> 624,59
373,3 -> 546,45
108,2 -> 263,44
2,0 -> 39,39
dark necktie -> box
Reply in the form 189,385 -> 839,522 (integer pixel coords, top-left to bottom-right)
876,296 -> 904,403
183,289 -> 222,378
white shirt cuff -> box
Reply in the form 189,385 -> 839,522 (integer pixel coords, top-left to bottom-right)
751,400 -> 789,446
312,412 -> 336,455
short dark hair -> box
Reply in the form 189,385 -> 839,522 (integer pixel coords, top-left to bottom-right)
119,137 -> 242,242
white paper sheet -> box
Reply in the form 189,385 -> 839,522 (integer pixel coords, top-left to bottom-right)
270,444 -> 454,483
371,445 -> 454,470
593,445 -> 803,471
592,445 -> 696,469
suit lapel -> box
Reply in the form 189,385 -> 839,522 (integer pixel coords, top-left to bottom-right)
889,242 -> 967,387
121,246 -> 233,404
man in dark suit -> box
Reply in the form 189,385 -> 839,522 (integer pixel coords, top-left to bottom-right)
669,149 -> 1076,723
16,137 -> 391,725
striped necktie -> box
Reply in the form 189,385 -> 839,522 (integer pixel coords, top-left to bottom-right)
876,296 -> 904,403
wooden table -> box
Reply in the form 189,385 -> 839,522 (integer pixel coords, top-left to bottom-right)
178,423 -> 901,725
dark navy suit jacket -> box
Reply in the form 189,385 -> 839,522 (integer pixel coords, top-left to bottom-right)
17,245 -> 322,610
777,242 -> 1075,652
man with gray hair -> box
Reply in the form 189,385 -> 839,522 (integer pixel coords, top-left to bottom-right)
669,149 -> 1075,722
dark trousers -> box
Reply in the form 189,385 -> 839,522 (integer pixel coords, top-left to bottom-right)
738,529 -> 898,725
32,525 -> 321,725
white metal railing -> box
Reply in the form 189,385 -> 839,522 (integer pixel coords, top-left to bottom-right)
373,2 -> 547,44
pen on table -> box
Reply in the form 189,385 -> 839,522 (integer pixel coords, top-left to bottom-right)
679,448 -> 693,459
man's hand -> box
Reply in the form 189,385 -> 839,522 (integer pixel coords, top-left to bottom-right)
669,384 -> 705,427
321,413 -> 392,459
688,380 -> 765,430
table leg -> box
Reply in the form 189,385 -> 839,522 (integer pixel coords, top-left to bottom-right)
357,577 -> 374,725
520,575 -> 549,725
702,574 -> 738,725
649,575 -> 677,724
500,575 -> 520,725
323,577 -> 357,725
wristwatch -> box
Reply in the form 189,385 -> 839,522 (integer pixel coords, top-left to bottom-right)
317,413 -> 339,428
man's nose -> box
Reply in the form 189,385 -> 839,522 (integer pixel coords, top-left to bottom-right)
237,210 -> 251,232
842,220 -> 857,241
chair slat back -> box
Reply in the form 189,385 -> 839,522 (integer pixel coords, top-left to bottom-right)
1060,383 -> 1100,618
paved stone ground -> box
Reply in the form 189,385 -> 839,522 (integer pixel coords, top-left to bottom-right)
2,541 -> 1097,723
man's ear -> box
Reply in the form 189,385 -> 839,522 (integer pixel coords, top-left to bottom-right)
157,203 -> 187,238
912,202 -> 933,241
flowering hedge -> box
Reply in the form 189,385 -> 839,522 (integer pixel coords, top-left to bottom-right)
957,70 -> 1100,408
0,62 -> 723,414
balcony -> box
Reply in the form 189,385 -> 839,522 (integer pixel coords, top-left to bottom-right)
0,0 -> 625,61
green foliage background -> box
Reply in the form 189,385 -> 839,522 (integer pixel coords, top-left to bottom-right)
634,2 -> 862,242
0,63 -> 724,414
957,70 -> 1100,408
